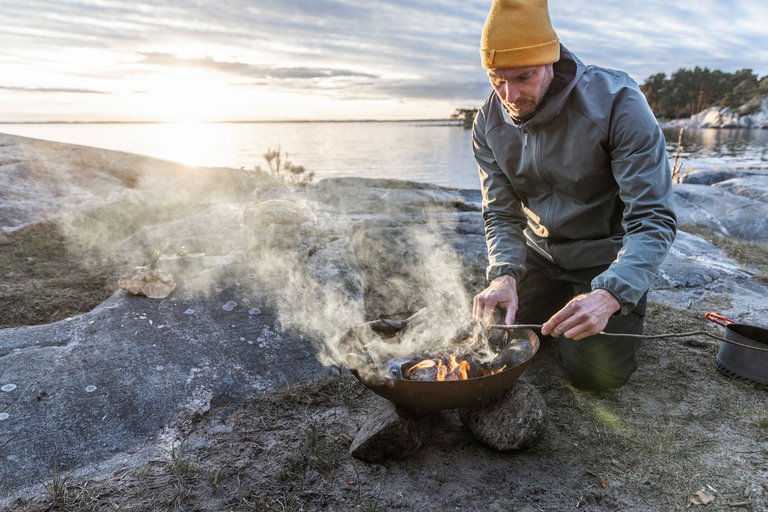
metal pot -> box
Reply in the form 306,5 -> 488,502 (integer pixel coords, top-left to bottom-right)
705,312 -> 768,385
350,325 -> 539,412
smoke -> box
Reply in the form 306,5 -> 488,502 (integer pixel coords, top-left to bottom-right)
46,152 -> 489,380
236,187 -> 490,381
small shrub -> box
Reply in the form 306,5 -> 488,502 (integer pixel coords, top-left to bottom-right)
256,144 -> 315,185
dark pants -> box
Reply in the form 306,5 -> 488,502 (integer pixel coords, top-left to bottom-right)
516,247 -> 646,391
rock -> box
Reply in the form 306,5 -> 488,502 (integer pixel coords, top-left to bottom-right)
0,286 -> 331,498
242,198 -> 312,227
672,184 -> 768,242
713,175 -> 768,203
663,98 -> 768,129
118,267 -> 176,298
350,400 -> 422,462
459,380 -> 547,451
674,169 -> 748,186
655,231 -> 752,289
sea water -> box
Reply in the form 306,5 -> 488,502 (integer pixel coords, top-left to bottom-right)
1,122 -> 765,190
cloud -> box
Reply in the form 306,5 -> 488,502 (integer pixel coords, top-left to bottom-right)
137,52 -> 377,80
0,0 -> 766,120
0,85 -> 108,94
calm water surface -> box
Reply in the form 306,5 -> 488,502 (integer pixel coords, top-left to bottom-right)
2,122 -> 766,190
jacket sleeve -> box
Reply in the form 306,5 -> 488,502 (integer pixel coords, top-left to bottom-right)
591,83 -> 677,314
473,106 -> 529,283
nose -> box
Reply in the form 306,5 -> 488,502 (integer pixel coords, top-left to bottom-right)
502,82 -> 521,103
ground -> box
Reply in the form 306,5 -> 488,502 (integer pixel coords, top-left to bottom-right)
2,223 -> 767,511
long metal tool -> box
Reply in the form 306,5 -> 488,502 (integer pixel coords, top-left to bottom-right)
488,324 -> 768,353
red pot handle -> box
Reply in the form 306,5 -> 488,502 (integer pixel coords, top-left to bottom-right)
704,312 -> 734,327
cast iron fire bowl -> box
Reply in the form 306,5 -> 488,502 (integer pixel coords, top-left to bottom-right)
350,325 -> 539,412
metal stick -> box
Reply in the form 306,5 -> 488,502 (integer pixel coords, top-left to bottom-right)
487,324 -> 768,353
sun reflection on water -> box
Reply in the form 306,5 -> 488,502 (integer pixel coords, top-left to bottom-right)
133,122 -> 239,168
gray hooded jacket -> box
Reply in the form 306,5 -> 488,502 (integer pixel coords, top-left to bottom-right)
473,46 -> 676,314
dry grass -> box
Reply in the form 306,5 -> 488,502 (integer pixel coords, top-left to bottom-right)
0,221 -> 124,329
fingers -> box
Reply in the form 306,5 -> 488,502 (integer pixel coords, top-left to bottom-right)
504,305 -> 516,326
472,276 -> 518,325
542,292 -> 616,340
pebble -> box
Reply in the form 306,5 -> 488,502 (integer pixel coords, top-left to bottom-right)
85,385 -> 97,393
222,301 -> 237,311
249,308 -> 261,316
1,384 -> 16,392
184,308 -> 196,315
0,413 -> 9,421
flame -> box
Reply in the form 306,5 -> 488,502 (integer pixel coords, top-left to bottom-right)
403,353 -> 505,381
409,359 -> 436,372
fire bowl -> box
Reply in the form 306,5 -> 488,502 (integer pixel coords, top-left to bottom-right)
350,325 -> 540,412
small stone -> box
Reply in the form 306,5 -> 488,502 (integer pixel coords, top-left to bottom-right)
350,401 -> 422,463
222,301 -> 237,311
459,380 -> 547,451
249,308 -> 261,316
184,308 -> 196,315
1,384 -> 17,392
85,385 -> 97,393
0,413 -> 9,420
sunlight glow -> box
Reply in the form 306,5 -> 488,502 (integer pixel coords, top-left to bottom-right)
132,70 -> 230,123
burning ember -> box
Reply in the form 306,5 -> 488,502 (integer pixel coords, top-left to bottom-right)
388,352 -> 509,381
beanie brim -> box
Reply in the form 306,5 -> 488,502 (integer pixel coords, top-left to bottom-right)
481,38 -> 560,69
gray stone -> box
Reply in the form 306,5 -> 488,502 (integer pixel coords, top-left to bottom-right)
674,169 -> 748,186
713,175 -> 768,203
0,285 -> 332,498
350,400 -> 422,462
672,184 -> 768,242
459,380 -> 548,451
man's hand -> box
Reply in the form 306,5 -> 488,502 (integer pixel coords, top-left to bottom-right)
473,275 -> 518,325
541,289 -> 620,340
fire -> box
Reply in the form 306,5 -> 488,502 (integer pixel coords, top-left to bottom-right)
402,353 -> 506,381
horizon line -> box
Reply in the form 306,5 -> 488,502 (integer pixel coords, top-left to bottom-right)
0,118 -> 468,125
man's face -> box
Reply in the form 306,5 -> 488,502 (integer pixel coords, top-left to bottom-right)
487,64 -> 554,119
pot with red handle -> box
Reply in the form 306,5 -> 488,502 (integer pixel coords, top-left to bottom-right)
705,312 -> 768,385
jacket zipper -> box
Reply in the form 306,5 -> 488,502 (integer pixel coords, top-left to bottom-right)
525,127 -> 555,236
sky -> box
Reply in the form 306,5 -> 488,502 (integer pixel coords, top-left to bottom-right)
1,0 -> 767,122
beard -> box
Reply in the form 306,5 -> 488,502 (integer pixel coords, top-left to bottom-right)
504,65 -> 554,120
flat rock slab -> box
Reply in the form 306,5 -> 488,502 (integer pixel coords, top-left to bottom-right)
673,184 -> 768,242
0,285 -> 331,498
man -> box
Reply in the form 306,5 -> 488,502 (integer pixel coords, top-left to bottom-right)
472,0 -> 676,390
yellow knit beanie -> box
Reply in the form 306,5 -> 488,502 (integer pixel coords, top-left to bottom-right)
480,0 -> 560,69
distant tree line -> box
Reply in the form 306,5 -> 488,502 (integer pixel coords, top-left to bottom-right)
641,67 -> 768,119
